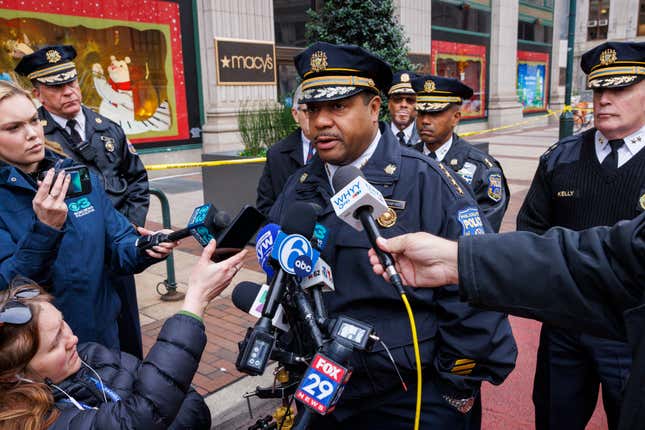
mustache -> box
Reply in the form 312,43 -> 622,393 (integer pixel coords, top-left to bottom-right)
314,131 -> 343,141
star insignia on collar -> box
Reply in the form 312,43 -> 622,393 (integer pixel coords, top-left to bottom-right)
599,48 -> 617,66
310,51 -> 328,72
95,117 -> 103,124
299,172 -> 309,183
450,158 -> 458,166
46,49 -> 61,63
40,119 -> 48,127
384,164 -> 397,175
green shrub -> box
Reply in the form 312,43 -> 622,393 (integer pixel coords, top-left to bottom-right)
237,101 -> 296,157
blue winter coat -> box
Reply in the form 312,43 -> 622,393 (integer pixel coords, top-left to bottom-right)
49,313 -> 211,429
0,152 -> 157,348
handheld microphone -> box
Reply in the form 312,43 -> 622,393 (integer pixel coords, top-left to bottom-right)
300,258 -> 335,292
231,281 -> 289,332
331,166 -> 405,294
255,223 -> 280,279
136,203 -> 230,250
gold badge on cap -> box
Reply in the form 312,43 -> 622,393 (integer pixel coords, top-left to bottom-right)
640,194 -> 645,210
599,48 -> 617,66
424,80 -> 436,93
46,49 -> 61,63
384,164 -> 397,175
95,117 -> 103,124
310,51 -> 328,72
401,73 -> 410,82
299,172 -> 309,183
377,207 -> 397,228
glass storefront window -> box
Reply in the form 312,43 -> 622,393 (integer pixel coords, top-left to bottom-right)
274,0 -> 314,47
0,0 -> 199,147
517,50 -> 549,113
518,20 -> 553,44
432,1 -> 491,34
431,40 -> 487,120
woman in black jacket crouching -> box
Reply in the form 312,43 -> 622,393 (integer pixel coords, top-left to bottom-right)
0,239 -> 247,429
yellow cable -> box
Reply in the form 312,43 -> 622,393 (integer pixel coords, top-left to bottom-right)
400,292 -> 422,430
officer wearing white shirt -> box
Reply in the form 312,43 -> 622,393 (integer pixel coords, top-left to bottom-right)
412,74 -> 510,232
388,71 -> 418,146
517,40 -> 645,430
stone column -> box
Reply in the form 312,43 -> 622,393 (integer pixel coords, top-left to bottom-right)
608,0 -> 639,40
394,0 -> 432,57
198,0 -> 277,154
548,0 -> 567,124
487,0 -> 524,128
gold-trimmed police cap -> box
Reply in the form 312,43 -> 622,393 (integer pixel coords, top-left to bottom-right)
388,71 -> 417,95
294,42 -> 393,103
411,74 -> 473,113
581,41 -> 645,89
15,45 -> 78,86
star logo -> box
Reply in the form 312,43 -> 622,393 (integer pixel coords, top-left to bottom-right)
220,56 -> 231,68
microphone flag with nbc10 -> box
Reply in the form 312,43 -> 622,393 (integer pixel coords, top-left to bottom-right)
331,175 -> 388,231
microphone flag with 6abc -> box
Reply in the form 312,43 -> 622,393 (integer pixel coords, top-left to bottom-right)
331,175 -> 388,231
271,230 -> 320,277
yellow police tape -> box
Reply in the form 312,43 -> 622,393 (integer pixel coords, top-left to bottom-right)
144,106 -> 590,171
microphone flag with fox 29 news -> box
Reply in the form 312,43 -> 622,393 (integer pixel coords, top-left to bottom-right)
295,353 -> 351,415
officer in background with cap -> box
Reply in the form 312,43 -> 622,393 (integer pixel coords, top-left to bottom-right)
256,83 -> 315,216
270,41 -> 516,429
388,71 -> 419,146
517,41 -> 645,430
15,45 -> 149,359
412,75 -> 510,232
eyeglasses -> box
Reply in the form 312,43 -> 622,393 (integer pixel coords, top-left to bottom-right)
0,288 -> 40,326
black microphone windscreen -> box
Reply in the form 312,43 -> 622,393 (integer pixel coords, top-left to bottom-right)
280,201 -> 318,238
213,210 -> 231,229
231,281 -> 263,313
332,165 -> 364,192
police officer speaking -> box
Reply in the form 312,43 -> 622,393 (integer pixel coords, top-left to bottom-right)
517,41 -> 645,430
15,45 -> 150,358
412,74 -> 510,232
269,41 -> 516,429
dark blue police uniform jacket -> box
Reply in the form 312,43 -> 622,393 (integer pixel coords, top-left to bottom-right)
270,123 -> 516,415
458,212 -> 645,430
0,151 -> 158,348
414,133 -> 510,232
39,106 -> 149,227
256,127 -> 304,216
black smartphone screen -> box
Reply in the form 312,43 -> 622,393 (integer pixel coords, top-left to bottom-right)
212,205 -> 266,262
65,166 -> 92,198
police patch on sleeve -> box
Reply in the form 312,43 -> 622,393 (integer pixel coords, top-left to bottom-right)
457,207 -> 485,236
126,139 -> 137,155
456,162 -> 477,185
487,173 -> 503,202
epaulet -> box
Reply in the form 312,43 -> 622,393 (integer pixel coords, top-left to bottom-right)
540,132 -> 581,161
401,148 -> 466,197
436,162 -> 465,197
464,146 -> 496,169
44,140 -> 68,157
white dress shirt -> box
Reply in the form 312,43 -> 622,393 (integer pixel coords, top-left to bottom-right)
595,125 -> 645,168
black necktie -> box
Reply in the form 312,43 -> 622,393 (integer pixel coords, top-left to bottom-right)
66,119 -> 83,145
396,131 -> 406,146
429,151 -> 437,160
601,139 -> 624,170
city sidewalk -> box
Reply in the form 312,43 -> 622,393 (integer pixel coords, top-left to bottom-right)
137,124 -> 607,429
